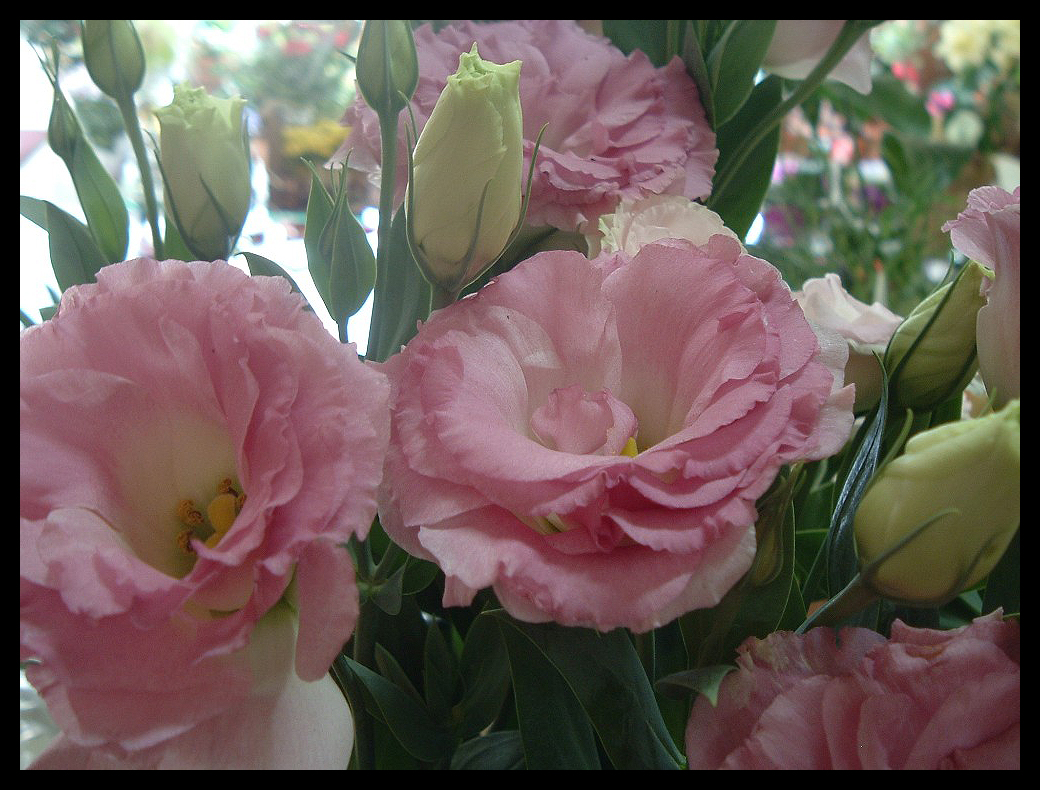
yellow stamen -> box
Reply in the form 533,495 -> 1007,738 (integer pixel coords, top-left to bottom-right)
217,478 -> 237,496
177,499 -> 204,527
621,437 -> 639,457
176,529 -> 197,554
206,493 -> 238,534
234,492 -> 247,513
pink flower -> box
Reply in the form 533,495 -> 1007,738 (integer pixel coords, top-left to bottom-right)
378,239 -> 854,632
20,258 -> 390,768
942,186 -> 1020,408
337,20 -> 717,233
794,273 -> 904,412
763,21 -> 874,94
685,612 -> 1020,769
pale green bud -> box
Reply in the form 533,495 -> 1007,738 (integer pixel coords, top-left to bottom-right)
81,20 -> 145,103
884,261 -> 988,411
155,84 -> 251,261
408,45 -> 523,292
854,400 -> 1020,604
355,20 -> 418,116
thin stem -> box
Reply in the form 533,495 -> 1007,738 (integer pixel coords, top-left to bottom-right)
117,95 -> 163,260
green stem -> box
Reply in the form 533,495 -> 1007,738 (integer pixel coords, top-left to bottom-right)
116,95 -> 163,260
709,20 -> 878,208
365,113 -> 399,362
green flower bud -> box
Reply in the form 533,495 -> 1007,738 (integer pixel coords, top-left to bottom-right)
408,45 -> 523,293
46,82 -> 82,164
854,400 -> 1020,604
355,20 -> 419,116
155,84 -> 251,261
884,261 -> 988,411
81,20 -> 145,103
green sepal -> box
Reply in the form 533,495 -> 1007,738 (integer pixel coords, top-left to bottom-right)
655,665 -> 736,707
318,168 -> 377,326
303,167 -> 335,313
706,19 -> 777,127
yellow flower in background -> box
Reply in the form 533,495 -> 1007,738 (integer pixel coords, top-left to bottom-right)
282,120 -> 350,160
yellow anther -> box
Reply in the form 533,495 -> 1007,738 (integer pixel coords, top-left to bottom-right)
206,493 -> 238,534
217,478 -> 237,496
234,492 -> 247,513
621,437 -> 639,458
177,499 -> 204,527
176,529 -> 197,554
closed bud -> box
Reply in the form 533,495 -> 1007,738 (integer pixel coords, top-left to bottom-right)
47,83 -> 82,164
854,400 -> 1020,604
155,84 -> 251,261
408,44 -> 523,293
81,20 -> 145,103
355,20 -> 418,116
884,261 -> 988,411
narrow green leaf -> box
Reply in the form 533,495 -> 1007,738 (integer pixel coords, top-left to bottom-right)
69,131 -> 129,263
401,556 -> 440,595
494,616 -> 600,769
373,643 -> 424,707
42,201 -> 108,291
681,20 -> 715,129
451,731 -> 526,770
369,562 -> 406,616
456,609 -> 511,738
423,620 -> 459,722
490,612 -> 683,769
707,20 -> 777,126
20,195 -> 50,231
339,655 -> 452,762
709,75 -> 783,239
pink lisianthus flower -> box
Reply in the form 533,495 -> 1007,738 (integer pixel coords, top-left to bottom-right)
378,238 -> 854,632
762,20 -> 875,94
20,258 -> 390,769
337,19 -> 717,234
685,611 -> 1020,769
794,273 -> 904,413
941,185 -> 1020,408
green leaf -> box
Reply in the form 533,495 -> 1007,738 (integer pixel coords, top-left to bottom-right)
423,620 -> 459,722
681,20 -> 715,129
451,731 -> 526,770
493,615 -> 600,769
369,562 -> 406,616
239,252 -> 313,307
373,643 -> 424,707
68,129 -> 129,263
655,665 -> 736,707
456,608 -> 512,738
982,527 -> 1020,616
706,20 -> 777,127
366,205 -> 432,362
401,556 -> 440,595
602,20 -> 672,66
33,200 -> 108,291
490,612 -> 683,769
708,75 -> 783,240
339,655 -> 452,762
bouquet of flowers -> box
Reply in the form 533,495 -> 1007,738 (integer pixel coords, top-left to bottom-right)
20,20 -> 1019,770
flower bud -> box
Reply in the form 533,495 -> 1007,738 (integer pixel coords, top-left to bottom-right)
854,400 -> 1020,604
81,20 -> 145,103
155,84 -> 251,261
355,20 -> 419,116
884,261 -> 988,411
408,44 -> 523,292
